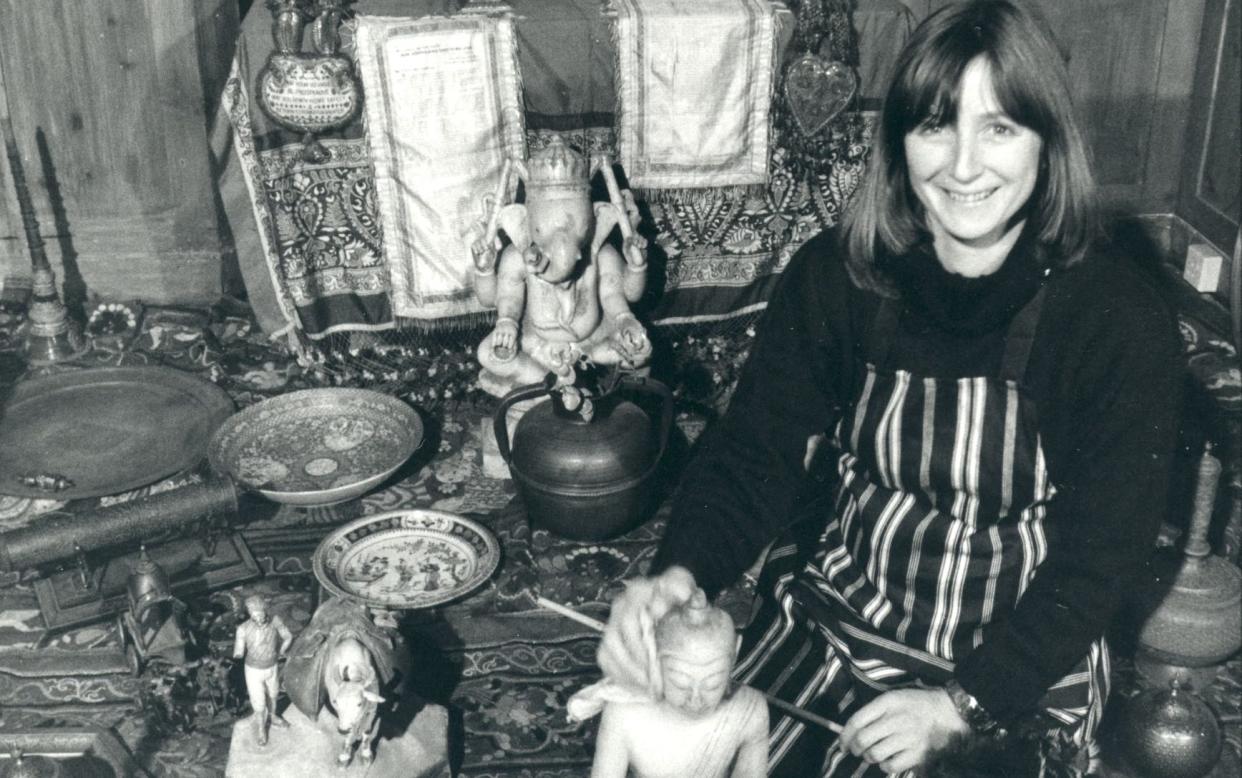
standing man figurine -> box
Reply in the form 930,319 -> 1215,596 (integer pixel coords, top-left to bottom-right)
234,594 -> 294,746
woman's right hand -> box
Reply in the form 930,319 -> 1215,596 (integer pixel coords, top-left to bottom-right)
597,566 -> 698,697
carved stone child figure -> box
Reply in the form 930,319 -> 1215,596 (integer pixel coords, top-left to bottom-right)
233,594 -> 294,746
571,590 -> 768,778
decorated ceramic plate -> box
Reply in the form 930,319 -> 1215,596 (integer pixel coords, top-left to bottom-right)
313,509 -> 501,610
207,388 -> 423,506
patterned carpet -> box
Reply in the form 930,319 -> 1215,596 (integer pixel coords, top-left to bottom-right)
0,300 -> 1238,777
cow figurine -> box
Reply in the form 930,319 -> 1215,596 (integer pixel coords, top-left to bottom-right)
324,636 -> 385,765
283,597 -> 411,768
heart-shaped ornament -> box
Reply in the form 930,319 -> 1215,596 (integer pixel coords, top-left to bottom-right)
783,54 -> 857,137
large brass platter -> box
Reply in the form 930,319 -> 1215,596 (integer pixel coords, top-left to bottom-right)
208,388 -> 422,506
0,366 -> 235,500
314,509 -> 500,610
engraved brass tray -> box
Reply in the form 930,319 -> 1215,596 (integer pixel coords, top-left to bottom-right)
0,366 -> 234,499
208,388 -> 423,506
314,509 -> 500,610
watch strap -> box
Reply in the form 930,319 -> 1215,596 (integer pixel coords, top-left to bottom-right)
944,678 -> 1007,739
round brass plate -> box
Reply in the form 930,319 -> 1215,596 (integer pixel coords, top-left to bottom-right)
208,388 -> 423,506
0,366 -> 235,500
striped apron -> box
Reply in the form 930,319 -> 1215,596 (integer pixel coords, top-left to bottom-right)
734,289 -> 1109,777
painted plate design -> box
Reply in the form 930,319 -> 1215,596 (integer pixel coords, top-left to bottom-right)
208,388 -> 422,506
314,509 -> 501,610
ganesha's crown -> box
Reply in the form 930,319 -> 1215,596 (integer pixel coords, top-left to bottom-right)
525,136 -> 589,194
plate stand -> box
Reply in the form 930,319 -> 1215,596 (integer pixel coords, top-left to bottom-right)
33,532 -> 261,631
267,499 -> 365,528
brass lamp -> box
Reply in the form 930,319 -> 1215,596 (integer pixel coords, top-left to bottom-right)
1,116 -> 87,365
123,544 -> 189,666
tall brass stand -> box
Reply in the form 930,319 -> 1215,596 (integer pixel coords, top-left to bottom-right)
1,115 -> 87,364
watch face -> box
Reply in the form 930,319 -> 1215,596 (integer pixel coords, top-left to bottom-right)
966,706 -> 993,732
946,681 -> 994,734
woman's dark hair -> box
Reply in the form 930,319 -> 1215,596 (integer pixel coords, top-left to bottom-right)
840,0 -> 1097,293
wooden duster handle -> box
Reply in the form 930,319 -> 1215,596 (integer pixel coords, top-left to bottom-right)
1,116 -> 50,273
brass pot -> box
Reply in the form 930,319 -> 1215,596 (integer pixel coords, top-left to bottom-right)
495,374 -> 673,541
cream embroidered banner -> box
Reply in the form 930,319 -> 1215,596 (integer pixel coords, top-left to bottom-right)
355,13 -> 526,322
612,0 -> 783,191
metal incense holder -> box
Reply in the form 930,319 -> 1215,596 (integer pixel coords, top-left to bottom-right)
1,116 -> 87,365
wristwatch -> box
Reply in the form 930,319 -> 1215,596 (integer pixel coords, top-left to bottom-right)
944,678 -> 1007,739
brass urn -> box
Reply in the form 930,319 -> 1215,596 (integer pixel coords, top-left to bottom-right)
1136,444 -> 1242,677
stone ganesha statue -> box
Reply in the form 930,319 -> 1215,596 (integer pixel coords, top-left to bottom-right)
472,137 -> 652,397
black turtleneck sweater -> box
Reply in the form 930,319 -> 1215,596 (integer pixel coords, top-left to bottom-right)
653,228 -> 1184,726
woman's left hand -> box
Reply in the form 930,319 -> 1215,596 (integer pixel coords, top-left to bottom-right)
839,688 -> 970,774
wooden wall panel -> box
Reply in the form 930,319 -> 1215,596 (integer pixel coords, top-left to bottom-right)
1034,1 -> 1168,201
1179,0 -> 1241,252
0,0 -> 238,305
1142,0 -> 1208,214
891,0 -> 1205,212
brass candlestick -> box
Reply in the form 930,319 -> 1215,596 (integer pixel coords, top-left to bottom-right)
1,116 -> 87,365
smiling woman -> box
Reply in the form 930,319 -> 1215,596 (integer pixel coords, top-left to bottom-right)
598,1 -> 1186,775
841,0 -> 1098,293
902,59 -> 1043,275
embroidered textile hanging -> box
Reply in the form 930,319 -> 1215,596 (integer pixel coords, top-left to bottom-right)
354,11 -> 527,325
218,1 -> 880,337
222,49 -> 395,340
610,0 -> 787,195
775,0 -> 863,180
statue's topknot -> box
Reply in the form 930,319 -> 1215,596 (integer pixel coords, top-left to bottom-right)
655,588 -> 735,657
682,589 -> 712,626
